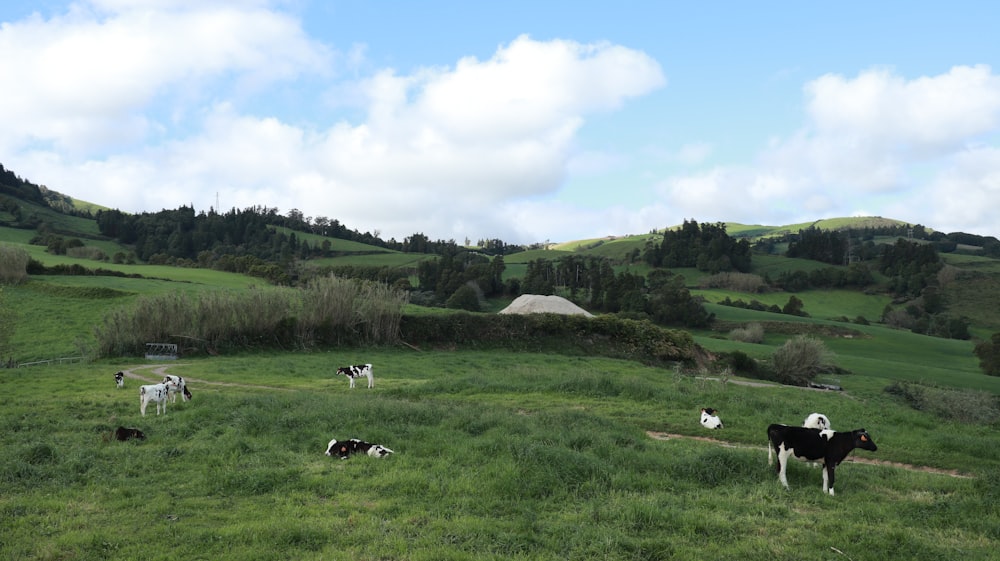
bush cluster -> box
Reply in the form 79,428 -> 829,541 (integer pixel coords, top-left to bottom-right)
884,381 -> 1000,424
400,313 -> 697,365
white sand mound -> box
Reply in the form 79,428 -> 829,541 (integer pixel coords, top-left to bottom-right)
497,294 -> 594,317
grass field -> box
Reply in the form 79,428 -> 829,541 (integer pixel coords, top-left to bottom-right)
3,225 -> 1000,559
2,351 -> 998,560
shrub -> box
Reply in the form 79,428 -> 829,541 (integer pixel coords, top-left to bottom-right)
446,282 -> 483,312
885,381 -> 1000,424
769,335 -> 834,386
0,244 -> 30,284
729,322 -> 764,344
698,272 -> 767,293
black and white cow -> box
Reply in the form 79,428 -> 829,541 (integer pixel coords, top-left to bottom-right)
336,364 -> 374,389
767,424 -> 877,495
115,426 -> 146,441
803,412 -> 832,431
324,438 -> 394,459
114,371 -> 125,389
162,374 -> 192,402
139,382 -> 172,416
700,407 -> 723,429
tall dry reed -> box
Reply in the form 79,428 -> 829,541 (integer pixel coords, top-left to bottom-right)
93,276 -> 407,357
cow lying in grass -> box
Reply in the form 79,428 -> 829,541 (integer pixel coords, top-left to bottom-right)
700,407 -> 723,429
336,364 -> 374,389
803,412 -> 831,431
115,426 -> 146,441
767,424 -> 877,495
325,438 -> 394,459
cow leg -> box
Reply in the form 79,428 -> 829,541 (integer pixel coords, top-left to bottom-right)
777,447 -> 792,489
823,464 -> 835,496
367,374 -> 373,389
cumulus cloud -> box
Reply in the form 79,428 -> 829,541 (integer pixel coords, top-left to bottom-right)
0,1 -> 330,156
655,65 -> 1000,236
2,3 -> 665,243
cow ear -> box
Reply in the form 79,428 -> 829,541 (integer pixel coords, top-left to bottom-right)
860,434 -> 868,441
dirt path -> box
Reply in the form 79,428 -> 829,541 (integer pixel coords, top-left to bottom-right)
120,364 -> 294,391
646,431 -> 972,478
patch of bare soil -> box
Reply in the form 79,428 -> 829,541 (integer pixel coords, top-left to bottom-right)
646,431 -> 972,478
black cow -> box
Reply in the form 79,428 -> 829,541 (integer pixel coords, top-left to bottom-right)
115,426 -> 146,441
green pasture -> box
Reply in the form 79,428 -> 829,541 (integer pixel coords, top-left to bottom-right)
697,289 -> 892,322
2,351 -> 998,560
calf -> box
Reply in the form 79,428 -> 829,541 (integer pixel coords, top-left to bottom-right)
115,426 -> 146,441
139,382 -> 173,416
162,374 -> 192,402
114,371 -> 125,389
336,364 -> 374,389
325,438 -> 394,459
803,412 -> 832,431
767,424 -> 877,495
700,407 -> 723,429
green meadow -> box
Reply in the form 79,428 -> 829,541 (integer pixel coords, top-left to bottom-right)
2,221 -> 1000,559
3,350 -> 999,561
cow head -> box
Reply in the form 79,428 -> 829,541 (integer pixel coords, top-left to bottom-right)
325,439 -> 352,459
854,429 -> 878,452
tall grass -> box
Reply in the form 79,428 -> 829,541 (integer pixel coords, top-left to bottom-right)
93,276 -> 408,357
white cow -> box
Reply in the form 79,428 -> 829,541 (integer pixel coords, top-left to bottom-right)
700,407 -> 723,429
139,382 -> 172,416
162,374 -> 192,403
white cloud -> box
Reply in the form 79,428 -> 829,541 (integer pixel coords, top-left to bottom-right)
1,5 -> 666,244
646,65 -> 1000,237
0,1 -> 330,156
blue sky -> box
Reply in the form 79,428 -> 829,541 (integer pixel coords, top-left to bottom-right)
1,1 -> 998,244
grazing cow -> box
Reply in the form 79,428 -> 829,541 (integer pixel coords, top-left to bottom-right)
700,407 -> 723,429
139,382 -> 173,416
115,426 -> 146,441
767,424 -> 878,495
336,364 -> 374,389
114,371 -> 125,389
162,374 -> 192,402
325,438 -> 394,459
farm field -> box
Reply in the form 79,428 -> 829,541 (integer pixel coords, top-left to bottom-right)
2,350 -> 999,561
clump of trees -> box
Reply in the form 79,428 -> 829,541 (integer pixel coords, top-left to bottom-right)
642,220 -> 752,273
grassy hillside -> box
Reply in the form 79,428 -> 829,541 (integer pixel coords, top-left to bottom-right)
3,199 -> 1000,559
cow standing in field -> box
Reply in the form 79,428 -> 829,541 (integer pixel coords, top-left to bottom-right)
767,424 -> 878,495
139,382 -> 173,416
162,374 -> 192,402
336,364 -> 374,389
114,371 -> 125,389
